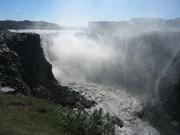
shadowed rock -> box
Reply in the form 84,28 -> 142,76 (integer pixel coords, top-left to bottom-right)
0,32 -> 95,108
158,51 -> 180,122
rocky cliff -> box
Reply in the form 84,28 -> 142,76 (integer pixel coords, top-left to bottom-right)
159,50 -> 180,122
0,32 -> 94,108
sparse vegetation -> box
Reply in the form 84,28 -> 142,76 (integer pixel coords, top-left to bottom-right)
0,94 -> 63,135
56,108 -> 123,135
0,94 -> 123,135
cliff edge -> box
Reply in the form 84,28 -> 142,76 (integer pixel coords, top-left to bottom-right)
0,32 -> 94,108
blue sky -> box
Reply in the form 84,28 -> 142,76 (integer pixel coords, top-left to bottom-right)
0,0 -> 180,26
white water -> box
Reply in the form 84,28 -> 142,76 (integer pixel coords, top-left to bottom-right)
60,80 -> 159,135
9,24 -> 180,134
10,29 -> 171,134
39,30 -> 162,135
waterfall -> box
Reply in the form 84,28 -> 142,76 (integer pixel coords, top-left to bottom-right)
14,29 -> 180,135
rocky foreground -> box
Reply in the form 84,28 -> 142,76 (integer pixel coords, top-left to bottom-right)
0,31 -> 95,108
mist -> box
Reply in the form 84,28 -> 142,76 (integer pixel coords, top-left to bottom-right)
41,22 -> 180,101
1,0 -> 180,134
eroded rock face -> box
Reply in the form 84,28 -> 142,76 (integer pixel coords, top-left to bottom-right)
158,51 -> 180,122
2,32 -> 56,88
0,38 -> 30,94
0,32 -> 94,108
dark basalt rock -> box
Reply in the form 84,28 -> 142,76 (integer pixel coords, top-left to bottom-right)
0,40 -> 30,95
1,32 -> 56,88
158,50 -> 180,122
0,32 -> 95,108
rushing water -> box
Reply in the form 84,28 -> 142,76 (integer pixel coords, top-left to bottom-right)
60,80 -> 159,135
40,30 -> 164,135
11,29 -> 180,134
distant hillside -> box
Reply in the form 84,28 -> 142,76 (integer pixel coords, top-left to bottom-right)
0,20 -> 63,30
88,18 -> 180,34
